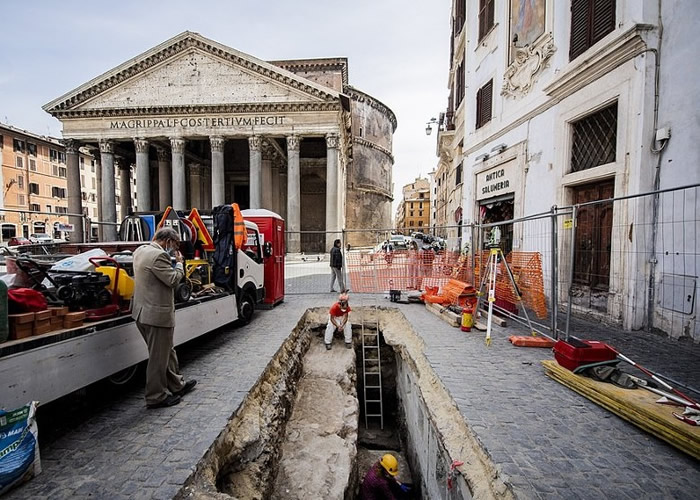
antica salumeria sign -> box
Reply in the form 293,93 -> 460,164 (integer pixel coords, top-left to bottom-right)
476,160 -> 517,201
109,115 -> 287,130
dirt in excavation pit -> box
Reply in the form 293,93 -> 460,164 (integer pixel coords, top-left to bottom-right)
270,339 -> 359,499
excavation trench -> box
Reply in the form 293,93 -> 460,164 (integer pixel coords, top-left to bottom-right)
177,308 -> 514,500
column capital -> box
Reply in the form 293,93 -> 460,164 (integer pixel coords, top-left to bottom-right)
248,135 -> 262,152
116,158 -> 131,170
189,163 -> 204,176
99,140 -> 114,154
210,136 -> 225,153
325,134 -> 339,149
287,135 -> 301,152
261,139 -> 276,161
170,137 -> 186,154
156,146 -> 169,162
134,138 -> 149,154
62,138 -> 80,154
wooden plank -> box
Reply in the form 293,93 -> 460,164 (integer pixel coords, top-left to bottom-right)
542,360 -> 700,460
479,305 -> 507,326
425,302 -> 460,327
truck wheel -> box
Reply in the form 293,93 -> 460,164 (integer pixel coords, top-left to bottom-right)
238,292 -> 255,324
107,365 -> 139,386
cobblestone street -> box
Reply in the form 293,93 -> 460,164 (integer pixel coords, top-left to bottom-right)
6,294 -> 699,499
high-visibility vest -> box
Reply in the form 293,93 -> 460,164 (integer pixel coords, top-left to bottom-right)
232,203 -> 246,250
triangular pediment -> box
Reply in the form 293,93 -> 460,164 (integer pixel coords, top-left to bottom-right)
44,32 -> 339,114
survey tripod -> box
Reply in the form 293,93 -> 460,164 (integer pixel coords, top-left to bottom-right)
475,242 -> 536,346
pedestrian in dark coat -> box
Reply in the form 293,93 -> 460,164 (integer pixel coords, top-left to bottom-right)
329,238 -> 347,292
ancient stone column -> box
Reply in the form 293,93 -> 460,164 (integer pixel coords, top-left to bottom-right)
261,140 -> 274,210
156,147 -> 171,210
202,166 -> 212,210
189,163 -> 202,209
271,163 -> 280,215
94,153 -> 103,241
63,139 -> 84,242
134,138 -> 151,212
279,167 -> 288,222
286,135 -> 301,253
210,136 -> 225,208
325,134 -> 339,249
99,140 -> 118,241
170,138 -> 186,210
249,136 -> 262,209
118,160 -> 132,219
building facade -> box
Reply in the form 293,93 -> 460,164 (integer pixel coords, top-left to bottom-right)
0,123 -> 70,241
454,1 -> 699,338
430,0 -> 467,251
44,32 -> 395,251
395,177 -> 430,235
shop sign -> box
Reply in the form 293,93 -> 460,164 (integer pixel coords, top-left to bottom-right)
57,223 -> 74,232
476,161 -> 517,201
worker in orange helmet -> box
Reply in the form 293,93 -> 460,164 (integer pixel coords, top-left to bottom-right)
359,453 -> 412,499
324,293 -> 352,350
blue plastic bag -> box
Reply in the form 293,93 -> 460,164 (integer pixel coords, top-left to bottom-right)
0,402 -> 41,494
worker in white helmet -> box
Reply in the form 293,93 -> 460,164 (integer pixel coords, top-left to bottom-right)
324,293 -> 352,350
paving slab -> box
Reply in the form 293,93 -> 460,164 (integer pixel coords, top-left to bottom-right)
6,293 -> 700,499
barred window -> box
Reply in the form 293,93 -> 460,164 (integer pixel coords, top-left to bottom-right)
571,102 -> 617,172
570,0 -> 616,61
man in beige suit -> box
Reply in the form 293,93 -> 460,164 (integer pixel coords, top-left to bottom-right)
132,227 -> 196,408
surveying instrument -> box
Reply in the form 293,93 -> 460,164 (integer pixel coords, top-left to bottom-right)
475,227 -> 536,345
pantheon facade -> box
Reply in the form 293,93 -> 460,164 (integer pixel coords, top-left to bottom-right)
44,31 -> 396,252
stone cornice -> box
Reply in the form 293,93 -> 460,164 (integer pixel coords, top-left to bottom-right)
353,137 -> 394,164
343,85 -> 397,132
43,31 -> 340,114
271,58 -> 349,86
354,183 -> 392,200
50,101 -> 342,119
543,24 -> 651,100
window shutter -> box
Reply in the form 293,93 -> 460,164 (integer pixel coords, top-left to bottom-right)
475,80 -> 493,129
592,0 -> 616,44
476,86 -> 483,128
570,0 -> 590,60
482,80 -> 493,126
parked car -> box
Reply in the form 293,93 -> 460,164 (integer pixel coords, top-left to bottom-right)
29,233 -> 54,244
390,235 -> 408,250
8,236 -> 32,247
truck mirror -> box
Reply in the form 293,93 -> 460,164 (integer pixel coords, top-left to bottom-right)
264,241 -> 273,257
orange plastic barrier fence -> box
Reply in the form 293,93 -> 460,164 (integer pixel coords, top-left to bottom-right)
474,251 -> 548,319
345,250 -> 470,293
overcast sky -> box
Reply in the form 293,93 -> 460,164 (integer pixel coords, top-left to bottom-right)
0,0 -> 451,215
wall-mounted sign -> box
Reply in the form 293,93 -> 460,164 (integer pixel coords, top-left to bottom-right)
476,160 -> 517,201
57,223 -> 74,232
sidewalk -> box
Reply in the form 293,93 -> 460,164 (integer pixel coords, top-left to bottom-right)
7,295 -> 700,499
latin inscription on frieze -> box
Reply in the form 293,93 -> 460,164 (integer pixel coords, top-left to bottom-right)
110,116 -> 286,130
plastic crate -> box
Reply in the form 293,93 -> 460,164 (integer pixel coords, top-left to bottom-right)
553,339 -> 617,371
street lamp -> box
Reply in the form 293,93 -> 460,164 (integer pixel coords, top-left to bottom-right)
425,117 -> 439,136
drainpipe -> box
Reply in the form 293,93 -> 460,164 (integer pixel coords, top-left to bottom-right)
646,0 -> 668,332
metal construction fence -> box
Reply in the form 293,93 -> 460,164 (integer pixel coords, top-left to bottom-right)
284,184 -> 700,348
